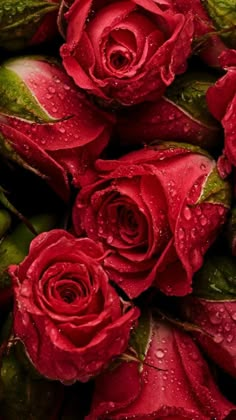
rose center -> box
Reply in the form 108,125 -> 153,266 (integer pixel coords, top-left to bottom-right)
60,287 -> 77,303
110,52 -> 129,70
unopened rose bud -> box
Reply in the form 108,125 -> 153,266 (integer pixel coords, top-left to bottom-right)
117,72 -> 221,150
0,56 -> 114,201
0,0 -> 59,51
182,255 -> 236,377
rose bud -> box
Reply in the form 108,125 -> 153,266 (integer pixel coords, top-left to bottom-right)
9,230 -> 139,383
117,71 -> 221,150
207,49 -> 236,169
73,143 -> 231,299
0,339 -> 63,419
87,312 -> 236,419
0,0 -> 60,51
0,56 -> 114,201
182,255 -> 236,378
0,213 -> 57,309
60,0 -> 194,106
170,0 -> 229,67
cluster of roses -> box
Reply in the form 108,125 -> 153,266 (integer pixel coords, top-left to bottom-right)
0,0 -> 236,419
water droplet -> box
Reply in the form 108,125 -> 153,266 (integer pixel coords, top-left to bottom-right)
178,228 -> 185,240
214,334 -> 224,344
200,163 -> 206,170
107,235 -> 113,244
155,349 -> 165,359
200,215 -> 207,226
209,311 -> 222,325
226,334 -> 233,343
183,207 -> 192,220
232,312 -> 236,321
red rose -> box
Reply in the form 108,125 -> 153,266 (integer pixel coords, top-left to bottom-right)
87,314 -> 236,419
73,143 -> 230,298
60,0 -> 193,105
207,49 -> 236,168
0,56 -> 114,201
9,230 -> 139,383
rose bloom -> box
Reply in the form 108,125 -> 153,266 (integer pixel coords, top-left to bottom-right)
207,49 -> 236,168
73,144 -> 230,299
0,56 -> 114,201
87,316 -> 236,419
9,230 -> 139,383
60,0 -> 193,105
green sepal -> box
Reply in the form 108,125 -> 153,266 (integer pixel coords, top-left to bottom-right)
165,72 -> 219,127
196,165 -> 231,207
0,0 -> 59,51
129,311 -> 152,362
0,340 -> 63,419
203,0 -> 236,48
193,255 -> 236,300
0,62 -> 59,123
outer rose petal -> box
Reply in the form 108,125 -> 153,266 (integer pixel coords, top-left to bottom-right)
182,297 -> 236,378
87,318 -> 235,419
10,230 -> 139,383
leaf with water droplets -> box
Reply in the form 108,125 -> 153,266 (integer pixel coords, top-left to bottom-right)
196,165 -> 231,207
166,72 -> 219,127
0,0 -> 59,50
193,255 -> 236,300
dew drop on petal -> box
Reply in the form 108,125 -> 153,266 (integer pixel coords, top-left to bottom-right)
183,206 -> 192,220
155,349 -> 165,359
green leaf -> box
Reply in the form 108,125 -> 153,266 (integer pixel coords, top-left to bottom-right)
0,63 -> 58,123
203,0 -> 236,48
196,165 -> 231,207
129,311 -> 152,362
165,72 -> 220,127
0,0 -> 59,50
0,341 -> 62,419
193,255 -> 236,300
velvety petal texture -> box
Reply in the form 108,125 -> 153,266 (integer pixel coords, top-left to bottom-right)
87,315 -> 235,419
117,71 -> 221,150
60,0 -> 194,105
0,56 -> 114,201
182,255 -> 236,378
207,49 -> 236,168
73,143 -> 230,298
9,229 -> 139,383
